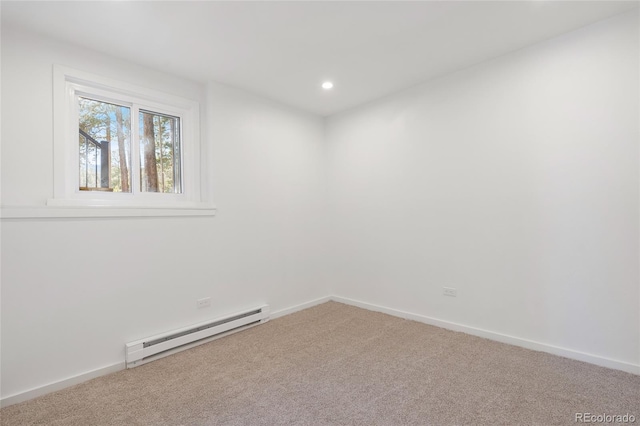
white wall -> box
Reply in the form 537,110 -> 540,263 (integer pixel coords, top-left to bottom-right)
2,8 -> 639,403
0,26 -> 327,399
326,11 -> 639,368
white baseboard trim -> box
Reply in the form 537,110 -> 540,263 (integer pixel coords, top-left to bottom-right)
271,295 -> 332,319
3,293 -> 636,408
0,362 -> 125,408
0,296 -> 332,408
331,295 -> 640,375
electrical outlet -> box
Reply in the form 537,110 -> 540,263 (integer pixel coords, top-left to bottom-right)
443,287 -> 457,297
197,297 -> 211,308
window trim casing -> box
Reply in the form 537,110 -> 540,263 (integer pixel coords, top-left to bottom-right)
49,64 -> 214,214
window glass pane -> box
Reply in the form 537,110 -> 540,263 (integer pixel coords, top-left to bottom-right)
78,97 -> 131,192
139,110 -> 182,193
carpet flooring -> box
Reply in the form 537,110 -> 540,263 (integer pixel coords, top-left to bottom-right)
1,301 -> 638,425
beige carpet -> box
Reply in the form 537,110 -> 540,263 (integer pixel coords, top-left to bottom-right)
1,301 -> 638,425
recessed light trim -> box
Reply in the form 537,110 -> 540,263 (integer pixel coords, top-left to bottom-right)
322,81 -> 334,90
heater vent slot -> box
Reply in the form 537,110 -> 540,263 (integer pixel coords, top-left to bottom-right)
143,309 -> 262,348
125,305 -> 269,368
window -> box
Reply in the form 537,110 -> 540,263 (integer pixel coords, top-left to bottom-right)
138,110 -> 181,194
78,97 -> 132,192
50,65 -> 214,216
77,98 -> 182,194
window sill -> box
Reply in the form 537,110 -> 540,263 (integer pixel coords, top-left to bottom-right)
1,203 -> 217,219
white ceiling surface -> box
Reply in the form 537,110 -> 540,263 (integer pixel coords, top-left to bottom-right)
2,1 -> 638,116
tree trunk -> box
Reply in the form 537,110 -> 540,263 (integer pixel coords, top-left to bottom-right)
115,108 -> 130,192
168,118 -> 175,191
157,116 -> 165,192
143,113 -> 159,192
104,113 -> 111,188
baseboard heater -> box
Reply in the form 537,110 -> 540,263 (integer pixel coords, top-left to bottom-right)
125,305 -> 270,368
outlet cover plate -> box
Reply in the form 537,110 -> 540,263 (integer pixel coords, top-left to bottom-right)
197,297 -> 211,308
443,287 -> 457,297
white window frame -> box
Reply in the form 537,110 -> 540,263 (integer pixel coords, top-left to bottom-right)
48,65 -> 215,216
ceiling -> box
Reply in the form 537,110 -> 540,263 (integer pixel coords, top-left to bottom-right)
2,1 -> 637,116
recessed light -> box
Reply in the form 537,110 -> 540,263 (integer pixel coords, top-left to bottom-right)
322,81 -> 334,90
